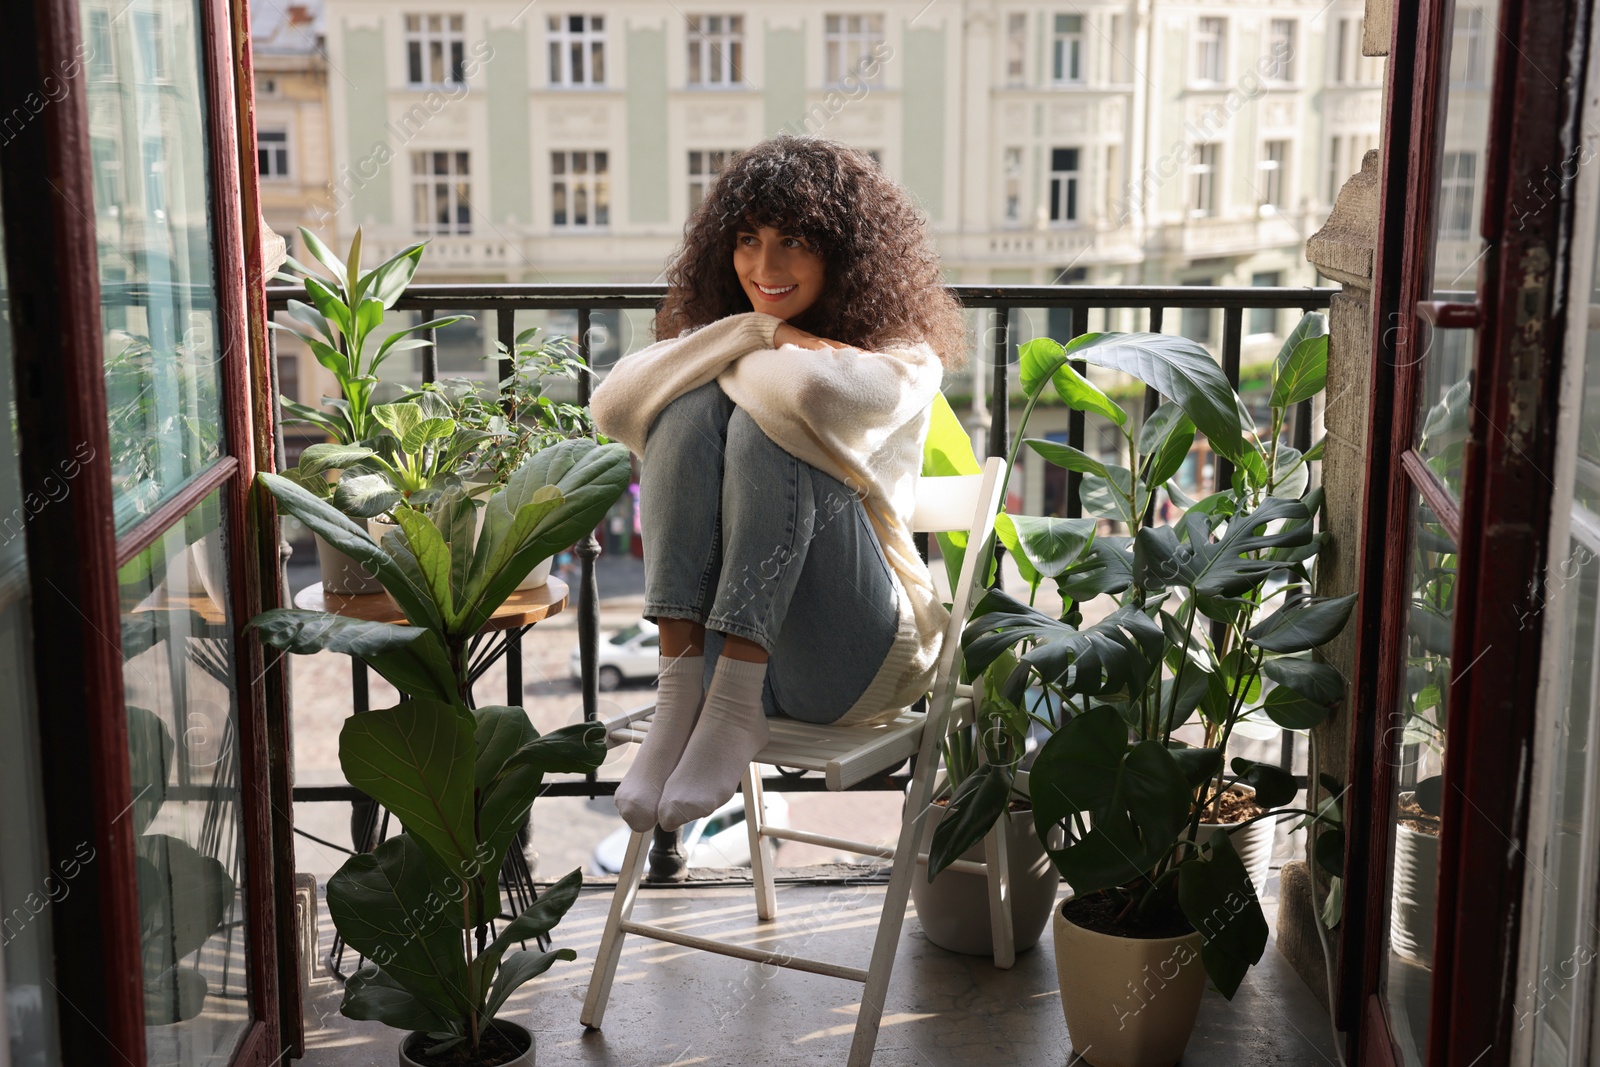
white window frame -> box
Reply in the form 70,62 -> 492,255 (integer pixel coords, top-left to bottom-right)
1189,143 -> 1219,218
1258,139 -> 1288,213
686,14 -> 743,87
258,128 -> 291,181
547,14 -> 606,87
1267,18 -> 1297,83
551,149 -> 610,229
825,13 -> 885,88
411,150 -> 472,235
688,149 -> 732,214
1051,14 -> 1085,85
406,14 -> 467,88
1005,12 -> 1027,86
1049,146 -> 1080,225
1002,146 -> 1024,225
1194,17 -> 1226,85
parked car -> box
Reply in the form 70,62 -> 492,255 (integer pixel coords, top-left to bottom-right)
590,791 -> 791,875
570,619 -> 659,691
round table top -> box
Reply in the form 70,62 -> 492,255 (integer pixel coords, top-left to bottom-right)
293,575 -> 570,631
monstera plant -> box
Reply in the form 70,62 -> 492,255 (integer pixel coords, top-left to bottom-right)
250,438 -> 630,1064
928,320 -> 1352,1065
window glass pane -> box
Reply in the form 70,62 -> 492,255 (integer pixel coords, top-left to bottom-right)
1414,327 -> 1473,495
87,0 -> 225,533
119,490 -> 250,1064
1429,0 -> 1499,299
1380,495 -> 1455,1067
0,157 -> 64,1067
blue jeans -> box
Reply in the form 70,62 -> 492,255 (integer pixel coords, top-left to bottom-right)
639,381 -> 900,725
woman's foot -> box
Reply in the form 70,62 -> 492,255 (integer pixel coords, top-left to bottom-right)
613,652 -> 706,833
658,655 -> 770,831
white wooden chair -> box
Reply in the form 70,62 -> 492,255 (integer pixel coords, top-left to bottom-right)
580,455 -> 1009,1067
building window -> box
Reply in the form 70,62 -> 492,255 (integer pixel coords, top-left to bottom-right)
1326,135 -> 1344,203
1268,19 -> 1297,82
1005,13 -> 1027,85
552,150 -> 610,228
133,11 -> 168,82
1438,151 -> 1477,239
258,130 -> 290,179
686,14 -> 743,86
411,150 -> 472,235
1249,272 -> 1282,335
406,14 -> 466,87
1049,147 -> 1079,224
688,149 -> 731,213
1193,17 -> 1225,83
1334,16 -> 1384,85
1258,139 -> 1287,211
1452,7 -> 1487,85
88,8 -> 115,79
1190,143 -> 1218,217
1003,147 -> 1023,224
825,13 -> 885,87
1181,280 -> 1214,344
1052,14 -> 1084,84
548,14 -> 605,86
1103,143 -> 1120,219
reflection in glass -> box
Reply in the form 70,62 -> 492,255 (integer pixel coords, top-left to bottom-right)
0,159 -> 64,1067
84,0 -> 224,531
1382,496 -> 1456,1067
1430,0 -> 1498,299
119,491 -> 249,1066
1415,331 -> 1472,495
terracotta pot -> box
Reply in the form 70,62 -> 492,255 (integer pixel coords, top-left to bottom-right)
1390,794 -> 1438,966
911,798 -> 1059,957
315,532 -> 384,594
399,1020 -> 534,1066
1053,901 -> 1206,1067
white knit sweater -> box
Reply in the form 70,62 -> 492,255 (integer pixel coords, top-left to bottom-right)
588,311 -> 947,726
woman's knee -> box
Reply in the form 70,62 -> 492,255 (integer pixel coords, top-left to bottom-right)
725,405 -> 784,461
647,380 -> 733,444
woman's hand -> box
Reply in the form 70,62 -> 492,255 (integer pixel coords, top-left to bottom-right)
773,322 -> 855,351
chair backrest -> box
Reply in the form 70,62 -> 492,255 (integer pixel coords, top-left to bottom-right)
911,457 -> 1008,734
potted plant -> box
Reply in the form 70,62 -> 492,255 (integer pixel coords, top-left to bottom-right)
250,437 -> 632,1064
953,321 -> 1351,1066
270,226 -> 467,593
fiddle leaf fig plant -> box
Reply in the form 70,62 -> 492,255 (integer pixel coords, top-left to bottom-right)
249,437 -> 631,1059
931,316 -> 1351,999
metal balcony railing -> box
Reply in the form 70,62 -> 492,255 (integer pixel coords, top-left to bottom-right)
265,283 -> 1335,811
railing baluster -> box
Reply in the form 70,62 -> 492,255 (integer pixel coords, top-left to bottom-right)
423,324 -> 438,385
1142,307 -> 1163,525
1066,306 -> 1087,521
496,310 -> 515,414
1214,307 -> 1244,494
575,307 -> 602,790
989,306 -> 1009,460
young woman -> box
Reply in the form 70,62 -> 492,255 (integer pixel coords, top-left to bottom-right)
589,136 -> 968,835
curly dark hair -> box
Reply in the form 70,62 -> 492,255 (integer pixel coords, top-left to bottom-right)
656,136 -> 968,371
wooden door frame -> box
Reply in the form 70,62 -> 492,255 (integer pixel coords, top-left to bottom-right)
0,0 -> 290,1058
1344,0 -> 1589,1063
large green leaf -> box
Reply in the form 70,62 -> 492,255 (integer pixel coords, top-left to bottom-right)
928,762 -> 1014,879
333,472 -> 403,519
482,948 -> 576,1022
994,514 -> 1042,591
1229,757 -> 1299,807
365,241 -> 427,308
1051,348 -> 1128,427
1018,337 -> 1069,397
482,868 -> 584,964
921,392 -> 982,593
249,609 -> 456,703
1030,708 -> 1190,893
1167,744 -> 1224,789
1178,829 -> 1268,999
258,471 -> 442,630
1068,333 -> 1245,462
394,507 -> 457,625
1079,465 -> 1138,526
1271,314 -> 1329,408
1056,536 -> 1134,599
1138,404 -> 1196,488
1133,496 -> 1312,598
1025,438 -> 1108,478
472,706 -> 544,906
1261,657 -> 1347,705
136,833 -> 232,964
962,588 -> 1164,702
1245,594 -> 1357,653
342,963 -> 458,1034
1006,515 -> 1095,578
326,834 -> 472,1021
298,442 -> 376,476
340,700 -> 478,875
127,705 -> 173,836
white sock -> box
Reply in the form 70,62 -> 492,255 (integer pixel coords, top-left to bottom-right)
658,655 -> 770,832
614,653 -> 706,833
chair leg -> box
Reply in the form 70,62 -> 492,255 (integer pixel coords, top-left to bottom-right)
983,823 -> 1015,970
742,765 -> 777,920
580,827 -> 650,1029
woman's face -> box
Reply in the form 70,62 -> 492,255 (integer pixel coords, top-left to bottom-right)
732,226 -> 825,321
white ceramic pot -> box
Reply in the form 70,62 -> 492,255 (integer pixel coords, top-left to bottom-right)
315,532 -> 385,594
1053,901 -> 1206,1067
1185,816 -> 1275,899
469,501 -> 553,591
1390,801 -> 1439,966
911,797 -> 1059,957
398,1020 -> 534,1066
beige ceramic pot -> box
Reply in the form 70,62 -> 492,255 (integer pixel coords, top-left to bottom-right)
315,532 -> 385,594
911,799 -> 1059,957
470,497 -> 553,590
399,1020 -> 534,1066
1053,900 -> 1206,1067
1390,792 -> 1439,965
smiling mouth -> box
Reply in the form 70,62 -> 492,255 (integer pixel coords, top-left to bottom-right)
753,283 -> 798,298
